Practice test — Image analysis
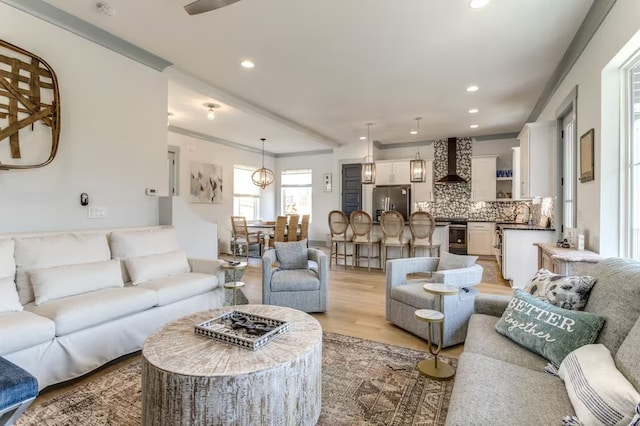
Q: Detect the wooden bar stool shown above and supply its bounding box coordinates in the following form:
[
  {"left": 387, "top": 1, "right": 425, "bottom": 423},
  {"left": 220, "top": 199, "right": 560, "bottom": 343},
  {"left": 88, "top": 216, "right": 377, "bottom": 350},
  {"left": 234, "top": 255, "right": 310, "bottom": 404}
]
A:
[
  {"left": 328, "top": 210, "right": 352, "bottom": 269},
  {"left": 380, "top": 211, "right": 409, "bottom": 270},
  {"left": 409, "top": 211, "right": 441, "bottom": 257},
  {"left": 350, "top": 210, "right": 380, "bottom": 271}
]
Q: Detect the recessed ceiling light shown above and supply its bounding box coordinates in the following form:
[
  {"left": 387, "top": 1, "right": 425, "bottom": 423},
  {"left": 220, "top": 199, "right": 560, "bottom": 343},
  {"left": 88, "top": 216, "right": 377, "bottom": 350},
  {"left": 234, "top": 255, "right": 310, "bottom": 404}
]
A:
[
  {"left": 240, "top": 60, "right": 255, "bottom": 69},
  {"left": 470, "top": 124, "right": 479, "bottom": 129},
  {"left": 359, "top": 136, "right": 367, "bottom": 140},
  {"left": 468, "top": 108, "right": 479, "bottom": 114},
  {"left": 466, "top": 85, "right": 479, "bottom": 92},
  {"left": 410, "top": 130, "right": 418, "bottom": 135},
  {"left": 468, "top": 0, "right": 490, "bottom": 9},
  {"left": 96, "top": 2, "right": 115, "bottom": 16}
]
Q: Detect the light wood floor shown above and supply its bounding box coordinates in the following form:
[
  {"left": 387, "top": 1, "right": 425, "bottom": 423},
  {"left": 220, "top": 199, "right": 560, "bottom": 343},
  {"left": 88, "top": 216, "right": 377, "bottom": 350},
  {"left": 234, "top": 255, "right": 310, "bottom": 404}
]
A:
[{"left": 33, "top": 250, "right": 511, "bottom": 406}]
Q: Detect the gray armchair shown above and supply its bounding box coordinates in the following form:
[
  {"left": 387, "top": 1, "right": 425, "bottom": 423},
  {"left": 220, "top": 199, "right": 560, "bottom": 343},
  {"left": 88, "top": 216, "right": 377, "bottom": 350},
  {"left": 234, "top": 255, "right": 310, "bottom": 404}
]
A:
[
  {"left": 386, "top": 257, "right": 483, "bottom": 347},
  {"left": 262, "top": 248, "right": 328, "bottom": 313}
]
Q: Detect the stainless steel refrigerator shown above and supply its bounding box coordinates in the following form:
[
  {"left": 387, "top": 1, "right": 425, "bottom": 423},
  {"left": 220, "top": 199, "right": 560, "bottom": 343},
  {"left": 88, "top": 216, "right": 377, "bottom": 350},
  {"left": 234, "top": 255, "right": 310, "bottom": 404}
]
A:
[{"left": 372, "top": 185, "right": 411, "bottom": 221}]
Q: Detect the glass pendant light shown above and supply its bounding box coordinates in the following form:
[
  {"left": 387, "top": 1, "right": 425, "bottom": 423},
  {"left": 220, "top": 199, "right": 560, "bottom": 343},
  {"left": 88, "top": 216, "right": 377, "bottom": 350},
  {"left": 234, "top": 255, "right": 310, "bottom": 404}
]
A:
[
  {"left": 251, "top": 138, "right": 275, "bottom": 189},
  {"left": 361, "top": 123, "right": 376, "bottom": 184},
  {"left": 410, "top": 117, "right": 426, "bottom": 183}
]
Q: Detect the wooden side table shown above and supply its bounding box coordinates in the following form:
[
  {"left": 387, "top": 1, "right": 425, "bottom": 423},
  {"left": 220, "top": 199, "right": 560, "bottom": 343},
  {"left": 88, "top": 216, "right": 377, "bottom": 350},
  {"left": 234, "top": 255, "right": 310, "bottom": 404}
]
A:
[{"left": 415, "top": 283, "right": 460, "bottom": 380}]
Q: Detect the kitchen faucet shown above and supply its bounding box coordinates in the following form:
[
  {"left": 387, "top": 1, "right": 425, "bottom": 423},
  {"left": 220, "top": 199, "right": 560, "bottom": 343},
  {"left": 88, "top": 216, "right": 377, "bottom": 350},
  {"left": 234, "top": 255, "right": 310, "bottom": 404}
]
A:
[{"left": 514, "top": 202, "right": 533, "bottom": 225}]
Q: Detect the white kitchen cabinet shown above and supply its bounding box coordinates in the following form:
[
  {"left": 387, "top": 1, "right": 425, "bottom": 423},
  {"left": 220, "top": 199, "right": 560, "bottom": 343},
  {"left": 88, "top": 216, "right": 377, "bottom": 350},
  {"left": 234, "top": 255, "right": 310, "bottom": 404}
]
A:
[
  {"left": 518, "top": 121, "right": 555, "bottom": 198},
  {"left": 471, "top": 156, "right": 497, "bottom": 201},
  {"left": 375, "top": 161, "right": 410, "bottom": 185},
  {"left": 511, "top": 147, "right": 521, "bottom": 200},
  {"left": 411, "top": 160, "right": 434, "bottom": 202},
  {"left": 502, "top": 228, "right": 555, "bottom": 288},
  {"left": 467, "top": 222, "right": 495, "bottom": 255}
]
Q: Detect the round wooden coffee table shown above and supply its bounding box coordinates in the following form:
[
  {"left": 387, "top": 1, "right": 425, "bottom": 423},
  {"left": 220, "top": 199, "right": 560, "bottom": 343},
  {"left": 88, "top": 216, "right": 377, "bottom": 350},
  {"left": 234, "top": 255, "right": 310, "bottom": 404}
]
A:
[{"left": 141, "top": 305, "right": 323, "bottom": 426}]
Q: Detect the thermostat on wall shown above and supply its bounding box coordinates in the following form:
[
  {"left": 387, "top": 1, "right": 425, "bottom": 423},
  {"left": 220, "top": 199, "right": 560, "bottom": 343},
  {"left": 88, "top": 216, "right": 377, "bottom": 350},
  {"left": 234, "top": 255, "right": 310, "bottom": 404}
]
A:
[{"left": 145, "top": 188, "right": 158, "bottom": 196}]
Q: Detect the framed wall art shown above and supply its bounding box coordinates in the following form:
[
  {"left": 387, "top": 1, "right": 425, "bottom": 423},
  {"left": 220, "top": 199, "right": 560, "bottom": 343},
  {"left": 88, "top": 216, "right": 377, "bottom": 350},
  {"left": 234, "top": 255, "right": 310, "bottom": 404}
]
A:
[
  {"left": 579, "top": 128, "right": 594, "bottom": 183},
  {"left": 190, "top": 161, "right": 223, "bottom": 203}
]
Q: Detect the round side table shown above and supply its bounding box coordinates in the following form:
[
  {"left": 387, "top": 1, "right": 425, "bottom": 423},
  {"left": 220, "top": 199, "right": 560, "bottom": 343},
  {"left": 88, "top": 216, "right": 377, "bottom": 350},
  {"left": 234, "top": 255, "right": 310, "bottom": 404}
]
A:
[
  {"left": 221, "top": 261, "right": 247, "bottom": 306},
  {"left": 415, "top": 282, "right": 460, "bottom": 380}
]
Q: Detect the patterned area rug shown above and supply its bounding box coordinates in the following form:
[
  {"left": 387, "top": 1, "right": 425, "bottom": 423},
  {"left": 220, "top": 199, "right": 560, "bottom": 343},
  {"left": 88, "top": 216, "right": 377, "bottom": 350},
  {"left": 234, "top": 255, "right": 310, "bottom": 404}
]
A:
[
  {"left": 18, "top": 333, "right": 456, "bottom": 426},
  {"left": 477, "top": 258, "right": 500, "bottom": 284}
]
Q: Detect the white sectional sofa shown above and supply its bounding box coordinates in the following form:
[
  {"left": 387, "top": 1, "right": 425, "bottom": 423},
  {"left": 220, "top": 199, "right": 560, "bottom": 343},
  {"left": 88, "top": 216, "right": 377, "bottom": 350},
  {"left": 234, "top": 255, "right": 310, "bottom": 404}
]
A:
[{"left": 0, "top": 226, "right": 225, "bottom": 390}]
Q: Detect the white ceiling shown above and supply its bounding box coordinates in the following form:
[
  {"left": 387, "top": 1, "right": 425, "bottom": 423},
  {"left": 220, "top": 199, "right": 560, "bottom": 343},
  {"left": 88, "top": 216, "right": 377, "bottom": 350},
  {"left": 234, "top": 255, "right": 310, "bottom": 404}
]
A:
[{"left": 42, "top": 0, "right": 593, "bottom": 153}]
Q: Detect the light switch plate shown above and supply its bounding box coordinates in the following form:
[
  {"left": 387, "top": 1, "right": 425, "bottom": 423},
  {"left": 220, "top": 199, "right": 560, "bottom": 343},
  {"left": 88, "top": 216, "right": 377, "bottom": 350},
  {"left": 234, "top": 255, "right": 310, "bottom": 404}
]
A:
[{"left": 88, "top": 206, "right": 107, "bottom": 219}]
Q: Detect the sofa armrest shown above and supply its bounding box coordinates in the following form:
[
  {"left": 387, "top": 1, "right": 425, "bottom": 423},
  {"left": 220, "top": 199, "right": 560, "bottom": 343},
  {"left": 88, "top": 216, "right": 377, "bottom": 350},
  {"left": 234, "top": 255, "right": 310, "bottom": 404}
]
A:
[
  {"left": 188, "top": 258, "right": 225, "bottom": 287},
  {"left": 262, "top": 250, "right": 278, "bottom": 302},
  {"left": 308, "top": 248, "right": 328, "bottom": 288},
  {"left": 431, "top": 264, "right": 483, "bottom": 288},
  {"left": 474, "top": 294, "right": 512, "bottom": 317}
]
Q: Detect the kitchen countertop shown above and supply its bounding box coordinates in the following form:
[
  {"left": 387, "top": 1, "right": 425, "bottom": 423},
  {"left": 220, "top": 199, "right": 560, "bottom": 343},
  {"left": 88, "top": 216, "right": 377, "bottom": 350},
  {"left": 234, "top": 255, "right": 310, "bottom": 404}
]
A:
[
  {"left": 372, "top": 221, "right": 450, "bottom": 226},
  {"left": 498, "top": 223, "right": 555, "bottom": 231}
]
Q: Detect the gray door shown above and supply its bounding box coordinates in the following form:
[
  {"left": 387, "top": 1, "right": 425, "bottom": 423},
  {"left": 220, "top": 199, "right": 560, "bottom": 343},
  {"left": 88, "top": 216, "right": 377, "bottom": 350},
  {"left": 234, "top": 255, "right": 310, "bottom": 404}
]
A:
[{"left": 342, "top": 163, "right": 362, "bottom": 218}]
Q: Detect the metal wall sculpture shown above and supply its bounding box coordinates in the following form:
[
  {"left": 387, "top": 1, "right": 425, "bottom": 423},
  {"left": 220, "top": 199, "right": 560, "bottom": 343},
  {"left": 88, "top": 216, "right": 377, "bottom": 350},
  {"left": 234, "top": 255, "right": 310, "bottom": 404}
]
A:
[{"left": 0, "top": 39, "right": 60, "bottom": 170}]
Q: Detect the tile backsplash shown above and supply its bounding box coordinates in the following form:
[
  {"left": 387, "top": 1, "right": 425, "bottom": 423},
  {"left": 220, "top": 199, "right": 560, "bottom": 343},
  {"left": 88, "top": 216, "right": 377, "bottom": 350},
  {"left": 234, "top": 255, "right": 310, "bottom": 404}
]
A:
[{"left": 414, "top": 138, "right": 555, "bottom": 226}]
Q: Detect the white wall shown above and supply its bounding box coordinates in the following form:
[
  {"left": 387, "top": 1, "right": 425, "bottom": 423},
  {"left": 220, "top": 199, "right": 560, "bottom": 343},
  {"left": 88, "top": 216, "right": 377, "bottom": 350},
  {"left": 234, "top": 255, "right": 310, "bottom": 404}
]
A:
[
  {"left": 473, "top": 138, "right": 518, "bottom": 170},
  {"left": 536, "top": 0, "right": 640, "bottom": 255},
  {"left": 0, "top": 4, "right": 167, "bottom": 233},
  {"left": 276, "top": 153, "right": 333, "bottom": 242},
  {"left": 168, "top": 131, "right": 276, "bottom": 253}
]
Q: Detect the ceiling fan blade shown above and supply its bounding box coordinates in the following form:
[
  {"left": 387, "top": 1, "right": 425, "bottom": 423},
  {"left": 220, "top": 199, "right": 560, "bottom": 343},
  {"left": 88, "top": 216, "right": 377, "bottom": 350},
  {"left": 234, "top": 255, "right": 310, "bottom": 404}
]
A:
[{"left": 184, "top": 0, "right": 243, "bottom": 15}]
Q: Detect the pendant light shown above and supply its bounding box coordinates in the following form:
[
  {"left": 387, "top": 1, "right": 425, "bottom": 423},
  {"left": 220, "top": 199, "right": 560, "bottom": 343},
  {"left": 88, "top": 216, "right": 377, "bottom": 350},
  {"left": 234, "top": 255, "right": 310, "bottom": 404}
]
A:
[
  {"left": 251, "top": 138, "right": 275, "bottom": 189},
  {"left": 410, "top": 117, "right": 426, "bottom": 183},
  {"left": 361, "top": 123, "right": 376, "bottom": 184}
]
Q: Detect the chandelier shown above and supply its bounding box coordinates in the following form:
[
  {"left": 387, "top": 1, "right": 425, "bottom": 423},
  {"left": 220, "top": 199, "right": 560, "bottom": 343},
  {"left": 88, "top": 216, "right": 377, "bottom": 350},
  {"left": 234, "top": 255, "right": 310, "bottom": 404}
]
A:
[
  {"left": 251, "top": 138, "right": 275, "bottom": 189},
  {"left": 361, "top": 123, "right": 376, "bottom": 184},
  {"left": 410, "top": 117, "right": 426, "bottom": 183}
]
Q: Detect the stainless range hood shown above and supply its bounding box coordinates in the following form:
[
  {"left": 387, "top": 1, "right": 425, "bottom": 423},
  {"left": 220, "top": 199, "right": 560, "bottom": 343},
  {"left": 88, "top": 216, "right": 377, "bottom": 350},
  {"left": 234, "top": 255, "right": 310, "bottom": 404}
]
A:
[{"left": 437, "top": 137, "right": 468, "bottom": 184}]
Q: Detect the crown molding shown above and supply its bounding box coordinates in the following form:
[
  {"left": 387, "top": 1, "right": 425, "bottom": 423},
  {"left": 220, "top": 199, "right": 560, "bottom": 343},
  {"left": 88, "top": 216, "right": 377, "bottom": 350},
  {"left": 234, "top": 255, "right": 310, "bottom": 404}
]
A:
[
  {"left": 0, "top": 0, "right": 172, "bottom": 71},
  {"left": 527, "top": 0, "right": 617, "bottom": 122},
  {"left": 473, "top": 132, "right": 520, "bottom": 141},
  {"left": 168, "top": 126, "right": 276, "bottom": 157},
  {"left": 275, "top": 149, "right": 333, "bottom": 158}
]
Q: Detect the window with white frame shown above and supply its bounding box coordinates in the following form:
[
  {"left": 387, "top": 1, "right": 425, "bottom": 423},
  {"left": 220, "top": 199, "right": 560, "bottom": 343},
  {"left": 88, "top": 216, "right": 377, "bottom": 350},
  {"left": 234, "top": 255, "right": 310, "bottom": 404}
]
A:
[
  {"left": 624, "top": 57, "right": 640, "bottom": 260},
  {"left": 281, "top": 169, "right": 312, "bottom": 217},
  {"left": 233, "top": 165, "right": 260, "bottom": 220}
]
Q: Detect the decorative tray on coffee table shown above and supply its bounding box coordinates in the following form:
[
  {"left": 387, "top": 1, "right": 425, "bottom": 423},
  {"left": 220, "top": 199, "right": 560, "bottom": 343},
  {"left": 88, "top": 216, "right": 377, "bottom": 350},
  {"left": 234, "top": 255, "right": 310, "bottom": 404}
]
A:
[{"left": 195, "top": 311, "right": 290, "bottom": 351}]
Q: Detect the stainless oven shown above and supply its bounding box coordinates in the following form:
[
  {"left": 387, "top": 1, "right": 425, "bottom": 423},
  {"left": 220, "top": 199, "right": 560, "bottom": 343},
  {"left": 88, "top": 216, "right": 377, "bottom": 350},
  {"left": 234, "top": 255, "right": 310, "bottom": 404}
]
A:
[{"left": 437, "top": 218, "right": 468, "bottom": 254}]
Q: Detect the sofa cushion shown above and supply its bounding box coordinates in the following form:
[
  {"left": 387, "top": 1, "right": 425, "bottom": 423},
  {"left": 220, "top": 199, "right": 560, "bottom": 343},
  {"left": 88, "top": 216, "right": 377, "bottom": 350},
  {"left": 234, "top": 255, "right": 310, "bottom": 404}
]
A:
[
  {"left": 584, "top": 257, "right": 640, "bottom": 355},
  {"left": 270, "top": 269, "right": 319, "bottom": 292},
  {"left": 109, "top": 227, "right": 181, "bottom": 282},
  {"left": 125, "top": 250, "right": 190, "bottom": 285},
  {"left": 615, "top": 317, "right": 640, "bottom": 391},
  {"left": 464, "top": 314, "right": 549, "bottom": 371},
  {"left": 14, "top": 233, "right": 111, "bottom": 305},
  {"left": 524, "top": 268, "right": 596, "bottom": 311},
  {"left": 30, "top": 259, "right": 124, "bottom": 305},
  {"left": 25, "top": 287, "right": 157, "bottom": 336},
  {"left": 275, "top": 240, "right": 308, "bottom": 270},
  {"left": 0, "top": 238, "right": 15, "bottom": 279},
  {"left": 136, "top": 272, "right": 218, "bottom": 306},
  {"left": 0, "top": 311, "right": 55, "bottom": 356},
  {"left": 445, "top": 352, "right": 574, "bottom": 426},
  {"left": 559, "top": 344, "right": 640, "bottom": 426},
  {"left": 0, "top": 276, "right": 22, "bottom": 313},
  {"left": 436, "top": 251, "right": 477, "bottom": 271},
  {"left": 495, "top": 289, "right": 604, "bottom": 365}
]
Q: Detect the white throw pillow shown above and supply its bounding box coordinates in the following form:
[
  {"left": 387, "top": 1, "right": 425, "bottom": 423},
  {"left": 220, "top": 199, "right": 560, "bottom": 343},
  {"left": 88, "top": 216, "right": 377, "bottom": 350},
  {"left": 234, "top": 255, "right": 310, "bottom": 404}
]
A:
[
  {"left": 125, "top": 250, "right": 190, "bottom": 285},
  {"left": 0, "top": 239, "right": 15, "bottom": 279},
  {"left": 559, "top": 344, "right": 640, "bottom": 426},
  {"left": 0, "top": 276, "right": 22, "bottom": 312},
  {"left": 30, "top": 259, "right": 124, "bottom": 305},
  {"left": 14, "top": 233, "right": 111, "bottom": 304},
  {"left": 109, "top": 227, "right": 180, "bottom": 259},
  {"left": 436, "top": 251, "right": 478, "bottom": 271}
]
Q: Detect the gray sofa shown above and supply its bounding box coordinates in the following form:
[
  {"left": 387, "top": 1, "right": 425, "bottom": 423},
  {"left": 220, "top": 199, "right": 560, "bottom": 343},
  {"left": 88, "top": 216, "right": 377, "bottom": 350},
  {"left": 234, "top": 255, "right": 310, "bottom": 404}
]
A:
[
  {"left": 446, "top": 257, "right": 640, "bottom": 425},
  {"left": 386, "top": 257, "right": 483, "bottom": 347}
]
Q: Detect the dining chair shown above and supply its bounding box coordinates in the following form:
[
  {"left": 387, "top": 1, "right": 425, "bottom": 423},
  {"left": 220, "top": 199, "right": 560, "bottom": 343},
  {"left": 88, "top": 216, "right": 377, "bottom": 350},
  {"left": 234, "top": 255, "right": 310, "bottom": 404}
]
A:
[
  {"left": 328, "top": 210, "right": 351, "bottom": 269},
  {"left": 350, "top": 210, "right": 380, "bottom": 271},
  {"left": 409, "top": 211, "right": 441, "bottom": 257},
  {"left": 268, "top": 216, "right": 288, "bottom": 248},
  {"left": 299, "top": 214, "right": 310, "bottom": 245},
  {"left": 380, "top": 210, "right": 409, "bottom": 270},
  {"left": 287, "top": 214, "right": 300, "bottom": 242},
  {"left": 230, "top": 216, "right": 262, "bottom": 261}
]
